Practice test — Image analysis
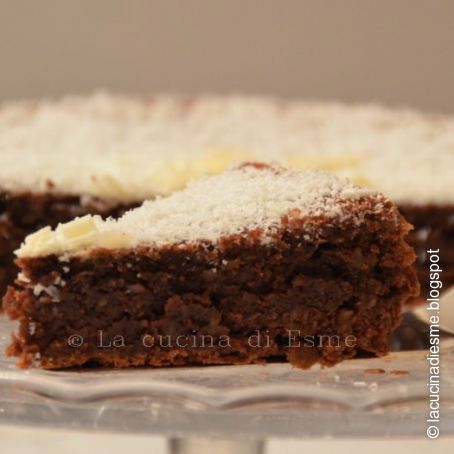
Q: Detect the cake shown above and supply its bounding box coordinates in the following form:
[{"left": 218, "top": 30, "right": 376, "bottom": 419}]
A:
[
  {"left": 0, "top": 192, "right": 137, "bottom": 304},
  {"left": 0, "top": 93, "right": 452, "bottom": 299},
  {"left": 4, "top": 163, "right": 418, "bottom": 369}
]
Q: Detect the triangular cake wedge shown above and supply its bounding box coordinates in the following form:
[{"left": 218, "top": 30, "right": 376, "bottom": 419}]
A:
[{"left": 4, "top": 163, "right": 419, "bottom": 369}]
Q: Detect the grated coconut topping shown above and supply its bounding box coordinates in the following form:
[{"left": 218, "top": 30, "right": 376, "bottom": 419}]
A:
[{"left": 17, "top": 164, "right": 384, "bottom": 258}]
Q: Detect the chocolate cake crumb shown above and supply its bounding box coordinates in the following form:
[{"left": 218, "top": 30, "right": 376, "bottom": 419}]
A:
[{"left": 364, "top": 368, "right": 386, "bottom": 375}]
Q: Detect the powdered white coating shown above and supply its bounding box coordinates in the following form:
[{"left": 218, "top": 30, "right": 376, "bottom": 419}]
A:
[
  {"left": 0, "top": 92, "right": 453, "bottom": 204},
  {"left": 16, "top": 165, "right": 382, "bottom": 257},
  {"left": 109, "top": 165, "right": 379, "bottom": 244}
]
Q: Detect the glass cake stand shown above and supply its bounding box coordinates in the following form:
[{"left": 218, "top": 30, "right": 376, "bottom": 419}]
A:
[{"left": 0, "top": 314, "right": 453, "bottom": 454}]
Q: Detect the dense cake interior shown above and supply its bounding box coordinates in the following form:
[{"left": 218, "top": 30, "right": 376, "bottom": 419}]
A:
[
  {"left": 400, "top": 204, "right": 454, "bottom": 298},
  {"left": 5, "top": 164, "right": 419, "bottom": 369}
]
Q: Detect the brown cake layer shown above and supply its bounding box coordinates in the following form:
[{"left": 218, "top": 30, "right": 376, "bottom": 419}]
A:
[
  {"left": 399, "top": 204, "right": 454, "bottom": 301},
  {"left": 4, "top": 203, "right": 418, "bottom": 369},
  {"left": 0, "top": 191, "right": 138, "bottom": 299}
]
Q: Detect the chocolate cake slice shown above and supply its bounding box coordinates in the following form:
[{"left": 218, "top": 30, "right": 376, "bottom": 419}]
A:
[{"left": 4, "top": 163, "right": 418, "bottom": 369}]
